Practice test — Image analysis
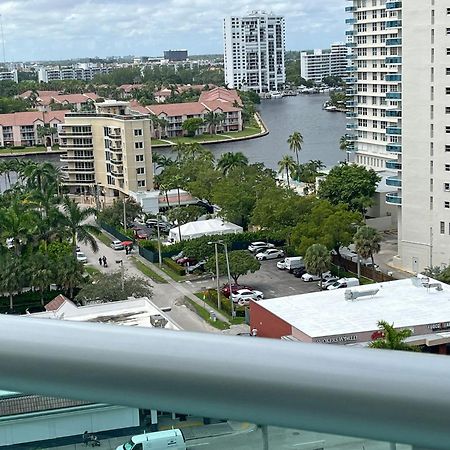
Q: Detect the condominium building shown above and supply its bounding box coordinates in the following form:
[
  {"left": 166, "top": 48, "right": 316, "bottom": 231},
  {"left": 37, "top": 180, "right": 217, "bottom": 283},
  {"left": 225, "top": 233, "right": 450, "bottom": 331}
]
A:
[
  {"left": 300, "top": 43, "right": 348, "bottom": 82},
  {"left": 346, "top": 1, "right": 450, "bottom": 273},
  {"left": 37, "top": 64, "right": 113, "bottom": 83},
  {"left": 59, "top": 101, "right": 153, "bottom": 198},
  {"left": 223, "top": 11, "right": 285, "bottom": 93},
  {"left": 0, "top": 69, "right": 18, "bottom": 82}
]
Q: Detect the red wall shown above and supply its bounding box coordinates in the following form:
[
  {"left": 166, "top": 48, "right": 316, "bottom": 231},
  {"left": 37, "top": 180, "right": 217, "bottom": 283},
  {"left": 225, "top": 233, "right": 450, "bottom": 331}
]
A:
[{"left": 250, "top": 301, "right": 292, "bottom": 338}]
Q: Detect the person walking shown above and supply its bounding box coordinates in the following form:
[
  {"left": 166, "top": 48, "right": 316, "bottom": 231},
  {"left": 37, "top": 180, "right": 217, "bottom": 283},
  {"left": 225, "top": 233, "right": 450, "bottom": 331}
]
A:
[
  {"left": 102, "top": 256, "right": 107, "bottom": 267},
  {"left": 82, "top": 431, "right": 90, "bottom": 446},
  {"left": 98, "top": 257, "right": 103, "bottom": 266}
]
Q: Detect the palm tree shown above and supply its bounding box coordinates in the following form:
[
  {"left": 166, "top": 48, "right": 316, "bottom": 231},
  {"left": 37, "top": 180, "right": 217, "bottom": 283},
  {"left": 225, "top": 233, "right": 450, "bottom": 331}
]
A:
[
  {"left": 287, "top": 131, "right": 304, "bottom": 165},
  {"left": 0, "top": 252, "right": 24, "bottom": 310},
  {"left": 30, "top": 253, "right": 53, "bottom": 304},
  {"left": 277, "top": 155, "right": 296, "bottom": 188},
  {"left": 183, "top": 143, "right": 204, "bottom": 160},
  {"left": 58, "top": 254, "right": 85, "bottom": 299},
  {"left": 172, "top": 142, "right": 188, "bottom": 161},
  {"left": 339, "top": 135, "right": 350, "bottom": 162},
  {"left": 354, "top": 225, "right": 381, "bottom": 278},
  {"left": 217, "top": 152, "right": 249, "bottom": 175},
  {"left": 60, "top": 196, "right": 99, "bottom": 252},
  {"left": 369, "top": 320, "right": 418, "bottom": 351},
  {"left": 304, "top": 244, "right": 331, "bottom": 289},
  {"left": 204, "top": 111, "right": 225, "bottom": 135}
]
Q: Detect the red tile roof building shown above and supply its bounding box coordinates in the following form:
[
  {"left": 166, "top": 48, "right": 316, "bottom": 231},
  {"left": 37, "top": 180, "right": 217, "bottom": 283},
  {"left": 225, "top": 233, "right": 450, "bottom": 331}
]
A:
[
  {"left": 129, "top": 87, "right": 243, "bottom": 138},
  {"left": 19, "top": 90, "right": 98, "bottom": 112},
  {"left": 0, "top": 110, "right": 69, "bottom": 147}
]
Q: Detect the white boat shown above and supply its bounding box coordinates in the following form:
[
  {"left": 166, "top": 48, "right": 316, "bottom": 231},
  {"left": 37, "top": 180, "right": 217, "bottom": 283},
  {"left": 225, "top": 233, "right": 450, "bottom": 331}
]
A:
[{"left": 269, "top": 91, "right": 283, "bottom": 99}]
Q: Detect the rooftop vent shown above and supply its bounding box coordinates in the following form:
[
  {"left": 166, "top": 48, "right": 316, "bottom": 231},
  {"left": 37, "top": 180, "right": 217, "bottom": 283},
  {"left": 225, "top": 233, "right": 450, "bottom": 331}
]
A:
[{"left": 345, "top": 288, "right": 380, "bottom": 301}]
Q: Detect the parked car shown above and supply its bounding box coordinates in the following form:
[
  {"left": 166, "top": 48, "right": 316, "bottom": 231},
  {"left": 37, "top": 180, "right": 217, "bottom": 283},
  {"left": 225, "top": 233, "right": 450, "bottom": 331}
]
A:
[
  {"left": 76, "top": 251, "right": 88, "bottom": 264},
  {"left": 292, "top": 267, "right": 307, "bottom": 278},
  {"left": 255, "top": 248, "right": 285, "bottom": 261},
  {"left": 186, "top": 260, "right": 206, "bottom": 273},
  {"left": 277, "top": 259, "right": 287, "bottom": 270},
  {"left": 134, "top": 228, "right": 150, "bottom": 240},
  {"left": 326, "top": 277, "right": 360, "bottom": 290},
  {"left": 110, "top": 240, "right": 124, "bottom": 250},
  {"left": 176, "top": 256, "right": 196, "bottom": 266},
  {"left": 248, "top": 241, "right": 275, "bottom": 253},
  {"left": 231, "top": 289, "right": 264, "bottom": 305},
  {"left": 301, "top": 271, "right": 332, "bottom": 282},
  {"left": 319, "top": 277, "right": 339, "bottom": 290},
  {"left": 171, "top": 251, "right": 184, "bottom": 261},
  {"left": 284, "top": 256, "right": 305, "bottom": 273},
  {"left": 221, "top": 284, "right": 254, "bottom": 298}
]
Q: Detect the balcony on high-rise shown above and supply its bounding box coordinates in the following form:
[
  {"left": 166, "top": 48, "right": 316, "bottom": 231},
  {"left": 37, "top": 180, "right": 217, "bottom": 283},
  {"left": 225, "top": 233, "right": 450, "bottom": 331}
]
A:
[{"left": 386, "top": 192, "right": 402, "bottom": 205}]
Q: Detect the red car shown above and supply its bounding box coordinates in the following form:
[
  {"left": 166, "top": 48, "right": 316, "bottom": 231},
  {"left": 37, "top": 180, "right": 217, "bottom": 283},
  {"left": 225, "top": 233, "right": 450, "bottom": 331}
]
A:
[
  {"left": 134, "top": 228, "right": 149, "bottom": 240},
  {"left": 221, "top": 284, "right": 254, "bottom": 298},
  {"left": 176, "top": 257, "right": 197, "bottom": 266}
]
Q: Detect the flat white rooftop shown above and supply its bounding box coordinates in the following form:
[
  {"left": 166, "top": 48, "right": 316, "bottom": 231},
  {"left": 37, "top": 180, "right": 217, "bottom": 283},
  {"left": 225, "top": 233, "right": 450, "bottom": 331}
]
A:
[{"left": 256, "top": 277, "right": 450, "bottom": 338}]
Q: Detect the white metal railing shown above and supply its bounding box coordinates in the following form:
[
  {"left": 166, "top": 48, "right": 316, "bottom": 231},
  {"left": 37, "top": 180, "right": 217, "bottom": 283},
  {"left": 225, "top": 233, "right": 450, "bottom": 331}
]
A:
[{"left": 0, "top": 315, "right": 450, "bottom": 449}]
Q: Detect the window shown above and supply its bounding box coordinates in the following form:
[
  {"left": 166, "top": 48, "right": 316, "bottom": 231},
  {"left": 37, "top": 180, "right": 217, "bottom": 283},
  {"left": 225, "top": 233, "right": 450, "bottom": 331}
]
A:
[
  {"left": 136, "top": 167, "right": 145, "bottom": 175},
  {"left": 445, "top": 183, "right": 450, "bottom": 191},
  {"left": 445, "top": 202, "right": 450, "bottom": 208},
  {"left": 447, "top": 28, "right": 450, "bottom": 35},
  {"left": 446, "top": 127, "right": 450, "bottom": 133},
  {"left": 447, "top": 48, "right": 450, "bottom": 55},
  {"left": 446, "top": 107, "right": 450, "bottom": 114},
  {"left": 137, "top": 180, "right": 146, "bottom": 188},
  {"left": 446, "top": 164, "right": 450, "bottom": 171},
  {"left": 134, "top": 129, "right": 143, "bottom": 136},
  {"left": 135, "top": 142, "right": 143, "bottom": 149},
  {"left": 441, "top": 221, "right": 445, "bottom": 234},
  {"left": 447, "top": 88, "right": 450, "bottom": 94},
  {"left": 446, "top": 145, "right": 450, "bottom": 152},
  {"left": 447, "top": 68, "right": 450, "bottom": 75},
  {"left": 136, "top": 155, "right": 144, "bottom": 162}
]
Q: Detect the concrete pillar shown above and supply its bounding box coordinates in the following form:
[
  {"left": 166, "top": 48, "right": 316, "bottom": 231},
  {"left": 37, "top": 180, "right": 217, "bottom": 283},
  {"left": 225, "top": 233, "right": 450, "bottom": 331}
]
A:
[{"left": 146, "top": 409, "right": 157, "bottom": 432}]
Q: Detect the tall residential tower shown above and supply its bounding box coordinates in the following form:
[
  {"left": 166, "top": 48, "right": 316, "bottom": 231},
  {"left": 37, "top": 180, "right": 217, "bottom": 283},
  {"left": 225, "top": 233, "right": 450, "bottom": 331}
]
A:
[
  {"left": 346, "top": 1, "right": 450, "bottom": 272},
  {"left": 223, "top": 11, "right": 285, "bottom": 93}
]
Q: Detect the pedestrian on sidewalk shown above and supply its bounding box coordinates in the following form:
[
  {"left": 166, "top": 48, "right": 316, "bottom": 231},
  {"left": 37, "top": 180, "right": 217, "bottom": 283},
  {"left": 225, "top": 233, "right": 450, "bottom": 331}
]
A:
[
  {"left": 98, "top": 257, "right": 103, "bottom": 267},
  {"left": 82, "top": 430, "right": 90, "bottom": 446},
  {"left": 102, "top": 256, "right": 107, "bottom": 267},
  {"left": 125, "top": 246, "right": 129, "bottom": 255}
]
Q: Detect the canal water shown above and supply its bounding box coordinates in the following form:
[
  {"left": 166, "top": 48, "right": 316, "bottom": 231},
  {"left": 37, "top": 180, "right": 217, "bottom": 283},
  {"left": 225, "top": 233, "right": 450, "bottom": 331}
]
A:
[{"left": 0, "top": 94, "right": 346, "bottom": 191}]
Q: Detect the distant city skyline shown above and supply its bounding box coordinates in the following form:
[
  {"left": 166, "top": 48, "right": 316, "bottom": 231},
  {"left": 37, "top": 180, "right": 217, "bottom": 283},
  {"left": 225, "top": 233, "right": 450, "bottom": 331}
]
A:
[{"left": 0, "top": 0, "right": 345, "bottom": 62}]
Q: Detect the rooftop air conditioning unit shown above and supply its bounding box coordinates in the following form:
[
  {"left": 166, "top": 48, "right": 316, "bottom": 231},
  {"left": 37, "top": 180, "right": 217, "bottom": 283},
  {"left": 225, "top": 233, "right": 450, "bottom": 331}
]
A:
[{"left": 345, "top": 288, "right": 380, "bottom": 301}]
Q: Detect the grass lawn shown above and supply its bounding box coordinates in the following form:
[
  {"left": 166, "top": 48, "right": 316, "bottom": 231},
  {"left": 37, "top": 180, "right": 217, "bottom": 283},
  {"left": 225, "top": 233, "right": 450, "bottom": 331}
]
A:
[
  {"left": 169, "top": 134, "right": 233, "bottom": 145},
  {"left": 131, "top": 257, "right": 167, "bottom": 284},
  {"left": 330, "top": 264, "right": 373, "bottom": 285},
  {"left": 195, "top": 291, "right": 246, "bottom": 325},
  {"left": 94, "top": 231, "right": 113, "bottom": 247},
  {"left": 0, "top": 145, "right": 61, "bottom": 154},
  {"left": 160, "top": 264, "right": 186, "bottom": 282},
  {"left": 84, "top": 266, "right": 101, "bottom": 276},
  {"left": 151, "top": 139, "right": 168, "bottom": 146},
  {"left": 184, "top": 296, "right": 229, "bottom": 330},
  {"left": 226, "top": 127, "right": 261, "bottom": 138}
]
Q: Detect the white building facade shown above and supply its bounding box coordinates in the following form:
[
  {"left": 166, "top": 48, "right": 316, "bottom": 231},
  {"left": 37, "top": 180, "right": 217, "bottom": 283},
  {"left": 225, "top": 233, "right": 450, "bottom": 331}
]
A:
[
  {"left": 38, "top": 64, "right": 113, "bottom": 83},
  {"left": 0, "top": 69, "right": 18, "bottom": 82},
  {"left": 223, "top": 11, "right": 285, "bottom": 93},
  {"left": 300, "top": 44, "right": 348, "bottom": 82},
  {"left": 347, "top": 1, "right": 450, "bottom": 273}
]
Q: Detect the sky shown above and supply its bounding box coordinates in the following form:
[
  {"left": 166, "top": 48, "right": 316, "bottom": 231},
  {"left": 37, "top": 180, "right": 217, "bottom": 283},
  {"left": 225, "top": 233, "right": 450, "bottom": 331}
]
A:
[{"left": 0, "top": 0, "right": 346, "bottom": 62}]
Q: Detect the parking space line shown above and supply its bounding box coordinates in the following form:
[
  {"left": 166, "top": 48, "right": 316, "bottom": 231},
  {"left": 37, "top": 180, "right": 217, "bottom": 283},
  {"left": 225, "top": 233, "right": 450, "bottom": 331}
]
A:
[{"left": 289, "top": 287, "right": 296, "bottom": 291}]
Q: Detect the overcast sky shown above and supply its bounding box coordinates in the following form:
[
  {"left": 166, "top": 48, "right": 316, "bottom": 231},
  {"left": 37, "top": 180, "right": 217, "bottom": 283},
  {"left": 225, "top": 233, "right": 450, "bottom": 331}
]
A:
[{"left": 1, "top": 0, "right": 346, "bottom": 62}]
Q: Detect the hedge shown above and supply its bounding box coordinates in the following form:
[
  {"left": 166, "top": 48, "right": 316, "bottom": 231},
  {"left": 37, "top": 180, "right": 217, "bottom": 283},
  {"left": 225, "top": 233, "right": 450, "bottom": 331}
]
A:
[{"left": 163, "top": 257, "right": 186, "bottom": 276}]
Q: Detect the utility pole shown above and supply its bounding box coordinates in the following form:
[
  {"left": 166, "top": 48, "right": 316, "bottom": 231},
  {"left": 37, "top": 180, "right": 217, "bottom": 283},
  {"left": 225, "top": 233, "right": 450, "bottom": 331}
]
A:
[
  {"left": 123, "top": 198, "right": 127, "bottom": 231},
  {"left": 223, "top": 242, "right": 234, "bottom": 318},
  {"left": 156, "top": 213, "right": 162, "bottom": 267},
  {"left": 208, "top": 241, "right": 221, "bottom": 310}
]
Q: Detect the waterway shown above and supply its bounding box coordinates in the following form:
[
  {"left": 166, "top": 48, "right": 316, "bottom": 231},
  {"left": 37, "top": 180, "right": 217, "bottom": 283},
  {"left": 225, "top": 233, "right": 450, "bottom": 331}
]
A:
[{"left": 0, "top": 94, "right": 346, "bottom": 191}]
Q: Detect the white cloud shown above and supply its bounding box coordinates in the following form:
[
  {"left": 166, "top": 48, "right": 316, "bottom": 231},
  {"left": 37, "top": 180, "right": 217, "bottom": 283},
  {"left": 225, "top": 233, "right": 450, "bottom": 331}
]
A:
[{"left": 0, "top": 0, "right": 346, "bottom": 61}]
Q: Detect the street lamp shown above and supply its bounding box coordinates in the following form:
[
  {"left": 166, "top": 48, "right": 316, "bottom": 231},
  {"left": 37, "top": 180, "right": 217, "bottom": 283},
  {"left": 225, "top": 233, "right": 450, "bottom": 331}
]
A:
[
  {"left": 156, "top": 213, "right": 162, "bottom": 267},
  {"left": 115, "top": 259, "right": 124, "bottom": 291},
  {"left": 214, "top": 240, "right": 234, "bottom": 318},
  {"left": 208, "top": 241, "right": 221, "bottom": 310},
  {"left": 352, "top": 223, "right": 361, "bottom": 280}
]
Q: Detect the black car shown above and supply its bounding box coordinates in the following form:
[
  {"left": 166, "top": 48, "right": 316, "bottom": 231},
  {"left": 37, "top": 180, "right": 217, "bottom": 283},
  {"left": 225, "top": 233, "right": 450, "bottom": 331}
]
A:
[{"left": 292, "top": 267, "right": 307, "bottom": 278}]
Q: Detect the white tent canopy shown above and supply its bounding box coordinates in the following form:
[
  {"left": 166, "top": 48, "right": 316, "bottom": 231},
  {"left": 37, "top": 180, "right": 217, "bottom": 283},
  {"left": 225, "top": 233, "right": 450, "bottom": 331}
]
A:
[{"left": 169, "top": 218, "right": 243, "bottom": 242}]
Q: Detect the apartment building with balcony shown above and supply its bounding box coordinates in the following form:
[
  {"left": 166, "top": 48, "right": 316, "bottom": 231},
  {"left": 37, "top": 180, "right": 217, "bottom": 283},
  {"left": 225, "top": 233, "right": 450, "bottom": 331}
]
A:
[
  {"left": 37, "top": 64, "right": 113, "bottom": 83},
  {"left": 345, "top": 0, "right": 402, "bottom": 172},
  {"left": 0, "top": 110, "right": 68, "bottom": 147},
  {"left": 19, "top": 90, "right": 98, "bottom": 112},
  {"left": 59, "top": 101, "right": 153, "bottom": 198},
  {"left": 0, "top": 69, "right": 18, "bottom": 82},
  {"left": 300, "top": 43, "right": 348, "bottom": 83},
  {"left": 223, "top": 11, "right": 285, "bottom": 93},
  {"left": 129, "top": 87, "right": 243, "bottom": 138}
]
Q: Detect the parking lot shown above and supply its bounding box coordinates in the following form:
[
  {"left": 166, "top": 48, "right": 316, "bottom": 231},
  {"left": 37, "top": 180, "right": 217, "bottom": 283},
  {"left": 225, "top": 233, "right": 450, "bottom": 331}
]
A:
[{"left": 221, "top": 259, "right": 321, "bottom": 299}]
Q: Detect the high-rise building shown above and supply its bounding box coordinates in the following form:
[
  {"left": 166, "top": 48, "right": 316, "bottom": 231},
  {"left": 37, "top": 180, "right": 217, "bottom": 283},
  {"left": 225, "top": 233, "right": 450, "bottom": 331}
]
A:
[
  {"left": 163, "top": 50, "right": 188, "bottom": 62},
  {"left": 59, "top": 101, "right": 153, "bottom": 199},
  {"left": 300, "top": 44, "right": 348, "bottom": 83},
  {"left": 223, "top": 11, "right": 285, "bottom": 93},
  {"left": 346, "top": 1, "right": 450, "bottom": 272},
  {"left": 0, "top": 69, "right": 18, "bottom": 83}
]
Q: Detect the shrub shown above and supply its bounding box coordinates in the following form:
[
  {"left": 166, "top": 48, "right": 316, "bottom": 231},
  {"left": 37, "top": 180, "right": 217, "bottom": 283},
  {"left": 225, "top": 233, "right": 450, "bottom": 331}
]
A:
[
  {"left": 163, "top": 257, "right": 186, "bottom": 276},
  {"left": 10, "top": 145, "right": 26, "bottom": 150}
]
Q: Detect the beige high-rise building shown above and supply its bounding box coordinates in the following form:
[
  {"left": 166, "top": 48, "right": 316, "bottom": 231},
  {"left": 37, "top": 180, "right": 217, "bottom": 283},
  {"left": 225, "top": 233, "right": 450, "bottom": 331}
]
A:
[{"left": 59, "top": 101, "right": 153, "bottom": 199}]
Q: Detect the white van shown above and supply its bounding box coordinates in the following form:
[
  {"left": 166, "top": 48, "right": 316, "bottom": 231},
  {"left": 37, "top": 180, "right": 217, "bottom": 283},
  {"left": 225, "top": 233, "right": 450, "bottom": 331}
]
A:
[
  {"left": 284, "top": 256, "right": 304, "bottom": 273},
  {"left": 116, "top": 430, "right": 186, "bottom": 450},
  {"left": 326, "top": 277, "right": 360, "bottom": 290}
]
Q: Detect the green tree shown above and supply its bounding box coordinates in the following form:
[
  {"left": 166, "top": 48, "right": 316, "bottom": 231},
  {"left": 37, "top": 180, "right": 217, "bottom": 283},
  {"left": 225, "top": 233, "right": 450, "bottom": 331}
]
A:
[
  {"left": 354, "top": 225, "right": 381, "bottom": 277},
  {"left": 204, "top": 111, "right": 225, "bottom": 134},
  {"left": 0, "top": 252, "right": 24, "bottom": 310},
  {"left": 369, "top": 321, "right": 418, "bottom": 351},
  {"left": 217, "top": 152, "right": 249, "bottom": 175},
  {"left": 205, "top": 250, "right": 261, "bottom": 284},
  {"left": 304, "top": 244, "right": 331, "bottom": 289},
  {"left": 318, "top": 164, "right": 380, "bottom": 213},
  {"left": 30, "top": 252, "right": 53, "bottom": 304},
  {"left": 60, "top": 196, "right": 99, "bottom": 252},
  {"left": 287, "top": 131, "right": 304, "bottom": 165},
  {"left": 182, "top": 117, "right": 204, "bottom": 137},
  {"left": 58, "top": 254, "right": 85, "bottom": 299},
  {"left": 97, "top": 198, "right": 142, "bottom": 229},
  {"left": 277, "top": 155, "right": 296, "bottom": 188},
  {"left": 75, "top": 272, "right": 152, "bottom": 304},
  {"left": 166, "top": 205, "right": 205, "bottom": 226}
]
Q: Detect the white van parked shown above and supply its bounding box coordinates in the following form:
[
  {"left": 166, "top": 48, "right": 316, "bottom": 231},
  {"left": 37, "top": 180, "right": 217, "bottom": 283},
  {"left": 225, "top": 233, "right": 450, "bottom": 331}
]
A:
[
  {"left": 116, "top": 429, "right": 186, "bottom": 450},
  {"left": 284, "top": 256, "right": 304, "bottom": 273},
  {"left": 326, "top": 277, "right": 360, "bottom": 290}
]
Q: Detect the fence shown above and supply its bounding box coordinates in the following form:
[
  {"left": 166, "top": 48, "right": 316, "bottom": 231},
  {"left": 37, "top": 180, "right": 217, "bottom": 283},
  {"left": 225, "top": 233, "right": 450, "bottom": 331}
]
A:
[
  {"left": 138, "top": 245, "right": 158, "bottom": 264},
  {"left": 99, "top": 222, "right": 131, "bottom": 243},
  {"left": 332, "top": 255, "right": 396, "bottom": 283}
]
